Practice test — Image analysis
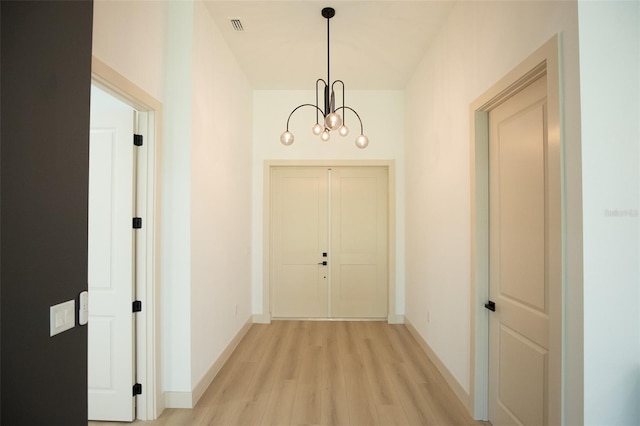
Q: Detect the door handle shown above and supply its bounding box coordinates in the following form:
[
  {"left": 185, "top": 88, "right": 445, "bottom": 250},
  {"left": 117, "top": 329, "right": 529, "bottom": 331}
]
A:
[
  {"left": 484, "top": 300, "right": 496, "bottom": 312},
  {"left": 318, "top": 261, "right": 327, "bottom": 265}
]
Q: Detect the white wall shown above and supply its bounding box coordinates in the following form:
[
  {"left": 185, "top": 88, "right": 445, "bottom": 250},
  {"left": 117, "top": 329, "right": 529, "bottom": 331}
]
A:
[
  {"left": 579, "top": 1, "right": 640, "bottom": 424},
  {"left": 252, "top": 90, "right": 405, "bottom": 318},
  {"left": 190, "top": 0, "right": 253, "bottom": 388},
  {"left": 93, "top": 0, "right": 254, "bottom": 405},
  {"left": 404, "top": 0, "right": 583, "bottom": 422},
  {"left": 162, "top": 0, "right": 194, "bottom": 394},
  {"left": 92, "top": 0, "right": 168, "bottom": 101}
]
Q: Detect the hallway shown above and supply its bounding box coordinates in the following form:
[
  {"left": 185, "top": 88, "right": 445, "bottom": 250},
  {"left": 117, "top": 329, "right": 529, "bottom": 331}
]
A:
[{"left": 91, "top": 321, "right": 481, "bottom": 425}]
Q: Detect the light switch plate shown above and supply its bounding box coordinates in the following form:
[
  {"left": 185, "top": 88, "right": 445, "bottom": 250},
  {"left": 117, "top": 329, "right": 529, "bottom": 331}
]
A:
[
  {"left": 78, "top": 291, "right": 88, "bottom": 325},
  {"left": 50, "top": 300, "right": 75, "bottom": 337}
]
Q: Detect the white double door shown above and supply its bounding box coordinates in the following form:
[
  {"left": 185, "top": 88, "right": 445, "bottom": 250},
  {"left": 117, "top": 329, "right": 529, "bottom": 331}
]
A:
[{"left": 271, "top": 166, "right": 388, "bottom": 319}]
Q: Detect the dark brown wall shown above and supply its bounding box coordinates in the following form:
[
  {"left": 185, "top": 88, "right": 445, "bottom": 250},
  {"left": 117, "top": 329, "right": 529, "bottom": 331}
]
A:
[{"left": 1, "top": 1, "right": 93, "bottom": 424}]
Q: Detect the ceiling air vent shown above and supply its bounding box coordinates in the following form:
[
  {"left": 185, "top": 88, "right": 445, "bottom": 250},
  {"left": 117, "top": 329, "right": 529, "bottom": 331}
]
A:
[{"left": 229, "top": 18, "right": 244, "bottom": 32}]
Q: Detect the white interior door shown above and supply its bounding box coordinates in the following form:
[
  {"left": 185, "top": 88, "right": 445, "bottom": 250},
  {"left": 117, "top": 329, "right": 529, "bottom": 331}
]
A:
[
  {"left": 271, "top": 166, "right": 387, "bottom": 319},
  {"left": 488, "top": 75, "right": 550, "bottom": 425},
  {"left": 88, "top": 86, "right": 136, "bottom": 421}
]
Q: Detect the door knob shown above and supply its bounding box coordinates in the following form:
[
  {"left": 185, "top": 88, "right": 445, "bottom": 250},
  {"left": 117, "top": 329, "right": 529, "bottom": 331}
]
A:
[
  {"left": 318, "top": 261, "right": 327, "bottom": 265},
  {"left": 484, "top": 300, "right": 496, "bottom": 312}
]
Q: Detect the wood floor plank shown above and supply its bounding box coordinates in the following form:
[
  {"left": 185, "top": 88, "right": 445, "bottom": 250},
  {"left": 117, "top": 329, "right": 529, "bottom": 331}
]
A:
[
  {"left": 260, "top": 379, "right": 298, "bottom": 426},
  {"left": 418, "top": 380, "right": 476, "bottom": 426},
  {"left": 376, "top": 404, "right": 412, "bottom": 426},
  {"left": 234, "top": 323, "right": 272, "bottom": 363},
  {"left": 216, "top": 361, "right": 259, "bottom": 405},
  {"left": 193, "top": 361, "right": 246, "bottom": 411},
  {"left": 248, "top": 322, "right": 287, "bottom": 397},
  {"left": 228, "top": 321, "right": 295, "bottom": 425},
  {"left": 338, "top": 322, "right": 380, "bottom": 426},
  {"left": 341, "top": 354, "right": 379, "bottom": 425},
  {"left": 320, "top": 324, "right": 350, "bottom": 426},
  {"left": 226, "top": 398, "right": 267, "bottom": 426},
  {"left": 386, "top": 360, "right": 441, "bottom": 425},
  {"left": 290, "top": 345, "right": 323, "bottom": 425},
  {"left": 202, "top": 401, "right": 246, "bottom": 426},
  {"left": 366, "top": 321, "right": 404, "bottom": 364},
  {"left": 89, "top": 320, "right": 484, "bottom": 426},
  {"left": 278, "top": 321, "right": 308, "bottom": 381},
  {"left": 260, "top": 321, "right": 300, "bottom": 426},
  {"left": 358, "top": 337, "right": 399, "bottom": 406}
]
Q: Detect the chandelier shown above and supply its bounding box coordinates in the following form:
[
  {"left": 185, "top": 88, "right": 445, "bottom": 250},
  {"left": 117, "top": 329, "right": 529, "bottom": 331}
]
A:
[{"left": 280, "top": 7, "right": 369, "bottom": 149}]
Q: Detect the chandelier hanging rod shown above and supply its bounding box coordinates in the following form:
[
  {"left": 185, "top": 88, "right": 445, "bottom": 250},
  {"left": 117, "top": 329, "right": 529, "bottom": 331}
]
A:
[
  {"left": 324, "top": 6, "right": 332, "bottom": 116},
  {"left": 280, "top": 6, "right": 369, "bottom": 149}
]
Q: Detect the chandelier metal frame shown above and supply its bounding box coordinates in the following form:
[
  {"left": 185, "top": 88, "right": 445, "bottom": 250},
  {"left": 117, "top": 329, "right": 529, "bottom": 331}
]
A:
[{"left": 280, "top": 7, "right": 369, "bottom": 149}]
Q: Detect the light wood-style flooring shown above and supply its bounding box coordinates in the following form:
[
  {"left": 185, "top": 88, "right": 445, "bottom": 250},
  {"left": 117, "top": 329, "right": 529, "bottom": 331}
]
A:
[{"left": 90, "top": 320, "right": 482, "bottom": 425}]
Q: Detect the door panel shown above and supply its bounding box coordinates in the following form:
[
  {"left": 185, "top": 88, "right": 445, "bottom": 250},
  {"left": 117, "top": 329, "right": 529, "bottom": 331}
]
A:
[
  {"left": 497, "top": 102, "right": 546, "bottom": 311},
  {"left": 331, "top": 167, "right": 388, "bottom": 318},
  {"left": 88, "top": 89, "right": 136, "bottom": 421},
  {"left": 498, "top": 326, "right": 546, "bottom": 426},
  {"left": 489, "top": 76, "right": 549, "bottom": 425},
  {"left": 271, "top": 168, "right": 328, "bottom": 317},
  {"left": 271, "top": 166, "right": 388, "bottom": 319}
]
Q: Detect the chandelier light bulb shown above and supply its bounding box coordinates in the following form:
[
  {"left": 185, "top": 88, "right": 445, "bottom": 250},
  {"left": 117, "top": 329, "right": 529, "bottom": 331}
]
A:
[
  {"left": 280, "top": 131, "right": 295, "bottom": 146},
  {"left": 338, "top": 124, "right": 349, "bottom": 137},
  {"left": 325, "top": 112, "right": 342, "bottom": 131},
  {"left": 355, "top": 134, "right": 369, "bottom": 149},
  {"left": 312, "top": 123, "right": 323, "bottom": 135},
  {"left": 320, "top": 130, "right": 331, "bottom": 141}
]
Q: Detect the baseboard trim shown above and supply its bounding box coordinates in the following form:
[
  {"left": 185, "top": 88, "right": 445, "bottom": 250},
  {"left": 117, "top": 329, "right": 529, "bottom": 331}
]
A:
[
  {"left": 164, "top": 391, "right": 192, "bottom": 409},
  {"left": 252, "top": 313, "right": 271, "bottom": 324},
  {"left": 164, "top": 316, "right": 253, "bottom": 409},
  {"left": 404, "top": 318, "right": 472, "bottom": 413},
  {"left": 388, "top": 314, "right": 405, "bottom": 324}
]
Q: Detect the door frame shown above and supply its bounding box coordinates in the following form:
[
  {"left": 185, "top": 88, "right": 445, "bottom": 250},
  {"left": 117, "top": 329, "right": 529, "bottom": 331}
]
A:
[
  {"left": 262, "top": 160, "right": 399, "bottom": 323},
  {"left": 469, "top": 35, "right": 562, "bottom": 423},
  {"left": 91, "top": 57, "right": 163, "bottom": 420}
]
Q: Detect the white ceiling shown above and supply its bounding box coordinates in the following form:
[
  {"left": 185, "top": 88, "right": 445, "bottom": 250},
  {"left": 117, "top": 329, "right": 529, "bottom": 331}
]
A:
[{"left": 203, "top": 1, "right": 455, "bottom": 90}]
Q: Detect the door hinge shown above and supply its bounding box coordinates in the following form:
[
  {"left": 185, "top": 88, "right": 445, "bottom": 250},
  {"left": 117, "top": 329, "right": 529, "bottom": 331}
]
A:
[
  {"left": 133, "top": 217, "right": 142, "bottom": 229},
  {"left": 484, "top": 300, "right": 496, "bottom": 312},
  {"left": 133, "top": 300, "right": 142, "bottom": 313},
  {"left": 134, "top": 134, "right": 143, "bottom": 146},
  {"left": 133, "top": 383, "right": 142, "bottom": 396}
]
